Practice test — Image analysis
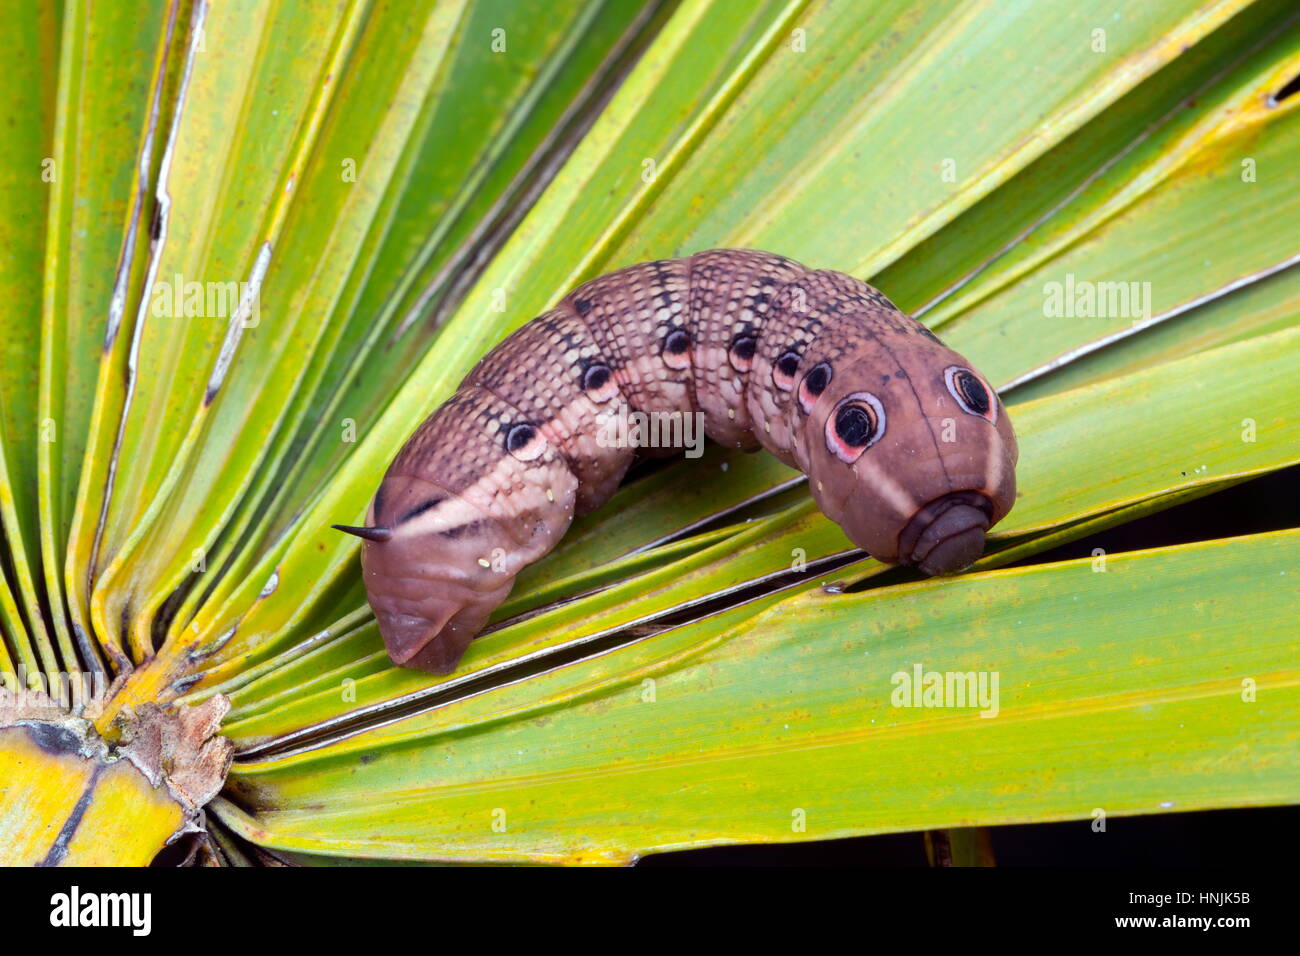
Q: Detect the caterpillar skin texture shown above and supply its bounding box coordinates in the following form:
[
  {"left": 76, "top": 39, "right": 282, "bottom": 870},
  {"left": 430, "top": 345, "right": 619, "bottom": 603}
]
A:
[{"left": 339, "top": 249, "right": 1018, "bottom": 673}]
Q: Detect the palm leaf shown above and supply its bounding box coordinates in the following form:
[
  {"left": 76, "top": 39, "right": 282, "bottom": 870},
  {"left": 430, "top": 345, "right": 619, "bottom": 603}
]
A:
[{"left": 0, "top": 0, "right": 1296, "bottom": 865}]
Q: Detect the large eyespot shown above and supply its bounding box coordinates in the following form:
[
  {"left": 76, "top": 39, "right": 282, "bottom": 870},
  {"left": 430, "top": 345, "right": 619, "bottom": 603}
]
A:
[
  {"left": 581, "top": 362, "right": 618, "bottom": 403},
  {"left": 773, "top": 349, "right": 802, "bottom": 391},
  {"left": 944, "top": 366, "right": 996, "bottom": 423},
  {"left": 797, "top": 361, "right": 832, "bottom": 415},
  {"left": 661, "top": 327, "right": 692, "bottom": 370},
  {"left": 824, "top": 392, "right": 886, "bottom": 463},
  {"left": 729, "top": 332, "right": 757, "bottom": 372},
  {"left": 504, "top": 422, "right": 546, "bottom": 461}
]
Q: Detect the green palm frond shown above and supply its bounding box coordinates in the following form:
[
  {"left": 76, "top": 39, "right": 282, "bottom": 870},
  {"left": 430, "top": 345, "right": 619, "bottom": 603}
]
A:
[{"left": 0, "top": 0, "right": 1296, "bottom": 865}]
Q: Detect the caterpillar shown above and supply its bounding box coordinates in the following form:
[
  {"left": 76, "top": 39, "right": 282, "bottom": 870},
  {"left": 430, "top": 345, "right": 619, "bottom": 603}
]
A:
[{"left": 336, "top": 249, "right": 1018, "bottom": 673}]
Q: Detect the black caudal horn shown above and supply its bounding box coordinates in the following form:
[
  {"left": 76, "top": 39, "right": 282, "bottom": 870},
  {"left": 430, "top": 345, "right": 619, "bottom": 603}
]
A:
[{"left": 332, "top": 524, "right": 392, "bottom": 543}]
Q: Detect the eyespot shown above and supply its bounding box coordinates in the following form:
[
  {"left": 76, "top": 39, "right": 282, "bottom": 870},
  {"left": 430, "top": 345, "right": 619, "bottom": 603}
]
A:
[
  {"left": 661, "top": 327, "right": 692, "bottom": 369},
  {"left": 824, "top": 392, "right": 886, "bottom": 463},
  {"left": 729, "top": 333, "right": 756, "bottom": 372},
  {"left": 944, "top": 366, "right": 996, "bottom": 423},
  {"left": 773, "top": 349, "right": 801, "bottom": 391},
  {"left": 797, "top": 361, "right": 832, "bottom": 415},
  {"left": 504, "top": 422, "right": 546, "bottom": 461},
  {"left": 581, "top": 362, "right": 618, "bottom": 403}
]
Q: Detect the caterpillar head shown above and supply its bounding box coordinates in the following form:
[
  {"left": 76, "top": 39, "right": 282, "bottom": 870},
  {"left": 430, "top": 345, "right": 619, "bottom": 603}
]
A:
[{"left": 796, "top": 337, "right": 1017, "bottom": 575}]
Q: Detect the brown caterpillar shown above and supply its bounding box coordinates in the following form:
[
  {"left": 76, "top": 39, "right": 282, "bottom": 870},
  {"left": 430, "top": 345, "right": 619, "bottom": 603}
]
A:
[{"left": 336, "top": 250, "right": 1018, "bottom": 673}]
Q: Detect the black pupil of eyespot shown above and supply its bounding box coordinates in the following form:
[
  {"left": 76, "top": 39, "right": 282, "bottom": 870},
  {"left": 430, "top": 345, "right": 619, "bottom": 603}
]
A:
[
  {"left": 835, "top": 404, "right": 874, "bottom": 446},
  {"left": 664, "top": 329, "right": 690, "bottom": 354},
  {"left": 804, "top": 362, "right": 830, "bottom": 396},
  {"left": 731, "top": 334, "right": 756, "bottom": 359},
  {"left": 957, "top": 372, "right": 989, "bottom": 414},
  {"left": 507, "top": 424, "right": 535, "bottom": 452},
  {"left": 778, "top": 352, "right": 800, "bottom": 376},
  {"left": 583, "top": 364, "right": 610, "bottom": 391}
]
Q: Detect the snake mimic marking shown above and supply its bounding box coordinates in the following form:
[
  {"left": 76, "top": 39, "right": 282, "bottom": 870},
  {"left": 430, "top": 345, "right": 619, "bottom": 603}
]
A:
[{"left": 335, "top": 249, "right": 1019, "bottom": 673}]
